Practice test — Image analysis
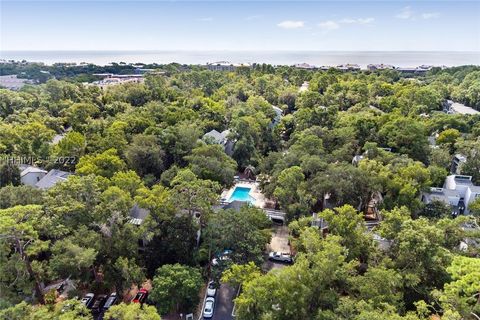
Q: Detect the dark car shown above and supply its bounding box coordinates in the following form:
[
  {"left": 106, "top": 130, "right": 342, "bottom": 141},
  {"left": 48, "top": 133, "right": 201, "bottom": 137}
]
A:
[
  {"left": 103, "top": 292, "right": 118, "bottom": 311},
  {"left": 80, "top": 293, "right": 95, "bottom": 309},
  {"left": 91, "top": 294, "right": 107, "bottom": 314},
  {"left": 132, "top": 288, "right": 148, "bottom": 304}
]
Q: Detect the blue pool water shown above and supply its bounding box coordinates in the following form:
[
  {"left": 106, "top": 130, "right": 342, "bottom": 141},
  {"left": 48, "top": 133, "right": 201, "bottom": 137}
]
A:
[{"left": 229, "top": 187, "right": 254, "bottom": 203}]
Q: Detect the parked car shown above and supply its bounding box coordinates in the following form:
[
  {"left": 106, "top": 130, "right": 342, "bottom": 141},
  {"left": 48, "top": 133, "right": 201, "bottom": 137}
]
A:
[
  {"left": 211, "top": 249, "right": 233, "bottom": 266},
  {"left": 207, "top": 281, "right": 217, "bottom": 297},
  {"left": 80, "top": 293, "right": 95, "bottom": 309},
  {"left": 132, "top": 288, "right": 148, "bottom": 303},
  {"left": 203, "top": 297, "right": 215, "bottom": 318},
  {"left": 211, "top": 255, "right": 230, "bottom": 266},
  {"left": 91, "top": 294, "right": 107, "bottom": 314},
  {"left": 268, "top": 252, "right": 293, "bottom": 263},
  {"left": 103, "top": 292, "right": 118, "bottom": 311}
]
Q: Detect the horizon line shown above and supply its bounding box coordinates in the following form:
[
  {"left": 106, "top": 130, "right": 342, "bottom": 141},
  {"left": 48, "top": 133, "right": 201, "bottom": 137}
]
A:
[{"left": 2, "top": 49, "right": 480, "bottom": 53}]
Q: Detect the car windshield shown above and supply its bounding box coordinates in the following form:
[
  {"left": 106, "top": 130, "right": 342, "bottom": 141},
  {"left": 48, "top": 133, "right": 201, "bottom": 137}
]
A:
[
  {"left": 134, "top": 293, "right": 142, "bottom": 300},
  {"left": 208, "top": 283, "right": 215, "bottom": 289}
]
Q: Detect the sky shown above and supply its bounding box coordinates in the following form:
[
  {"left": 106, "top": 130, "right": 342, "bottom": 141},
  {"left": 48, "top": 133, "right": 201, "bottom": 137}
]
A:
[{"left": 1, "top": 1, "right": 479, "bottom": 52}]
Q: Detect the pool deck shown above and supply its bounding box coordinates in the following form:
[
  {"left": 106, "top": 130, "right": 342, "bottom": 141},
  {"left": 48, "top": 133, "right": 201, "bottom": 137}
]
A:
[{"left": 221, "top": 181, "right": 267, "bottom": 208}]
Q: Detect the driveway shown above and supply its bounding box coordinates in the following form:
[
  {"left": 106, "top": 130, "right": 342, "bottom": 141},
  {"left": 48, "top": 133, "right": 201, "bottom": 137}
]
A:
[
  {"left": 211, "top": 283, "right": 236, "bottom": 320},
  {"left": 263, "top": 224, "right": 291, "bottom": 271},
  {"left": 268, "top": 225, "right": 290, "bottom": 253},
  {"left": 203, "top": 225, "right": 291, "bottom": 319}
]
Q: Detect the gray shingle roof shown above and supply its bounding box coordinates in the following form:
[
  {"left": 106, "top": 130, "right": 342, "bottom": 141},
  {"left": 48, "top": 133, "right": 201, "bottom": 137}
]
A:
[
  {"left": 20, "top": 166, "right": 47, "bottom": 177},
  {"left": 129, "top": 204, "right": 150, "bottom": 225},
  {"left": 35, "top": 169, "right": 72, "bottom": 189},
  {"left": 203, "top": 129, "right": 231, "bottom": 144}
]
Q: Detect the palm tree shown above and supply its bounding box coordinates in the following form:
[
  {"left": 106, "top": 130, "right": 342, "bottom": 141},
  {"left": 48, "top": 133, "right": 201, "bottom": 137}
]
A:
[{"left": 244, "top": 165, "right": 256, "bottom": 180}]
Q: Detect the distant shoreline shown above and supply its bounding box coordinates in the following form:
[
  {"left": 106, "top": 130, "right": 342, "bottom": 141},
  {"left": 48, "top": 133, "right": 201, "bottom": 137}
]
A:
[{"left": 1, "top": 50, "right": 479, "bottom": 68}]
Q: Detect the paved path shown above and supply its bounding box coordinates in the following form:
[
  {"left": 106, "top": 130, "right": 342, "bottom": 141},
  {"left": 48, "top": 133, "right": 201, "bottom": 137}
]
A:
[
  {"left": 268, "top": 225, "right": 290, "bottom": 253},
  {"left": 204, "top": 225, "right": 291, "bottom": 320},
  {"left": 211, "top": 283, "right": 236, "bottom": 320}
]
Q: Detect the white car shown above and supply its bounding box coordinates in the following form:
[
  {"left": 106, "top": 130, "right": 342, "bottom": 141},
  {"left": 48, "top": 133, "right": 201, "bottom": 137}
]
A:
[
  {"left": 268, "top": 252, "right": 293, "bottom": 263},
  {"left": 207, "top": 281, "right": 217, "bottom": 297},
  {"left": 203, "top": 297, "right": 215, "bottom": 318},
  {"left": 80, "top": 293, "right": 95, "bottom": 308},
  {"left": 211, "top": 255, "right": 230, "bottom": 266}
]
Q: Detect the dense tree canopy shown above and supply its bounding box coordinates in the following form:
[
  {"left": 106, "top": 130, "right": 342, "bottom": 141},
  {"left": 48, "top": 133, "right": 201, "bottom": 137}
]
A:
[{"left": 0, "top": 62, "right": 479, "bottom": 319}]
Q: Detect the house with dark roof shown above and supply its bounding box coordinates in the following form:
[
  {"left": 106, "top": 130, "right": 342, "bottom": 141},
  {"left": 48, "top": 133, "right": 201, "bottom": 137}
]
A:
[
  {"left": 451, "top": 154, "right": 467, "bottom": 174},
  {"left": 129, "top": 204, "right": 150, "bottom": 226},
  {"left": 271, "top": 106, "right": 283, "bottom": 127},
  {"left": 367, "top": 64, "right": 395, "bottom": 71}
]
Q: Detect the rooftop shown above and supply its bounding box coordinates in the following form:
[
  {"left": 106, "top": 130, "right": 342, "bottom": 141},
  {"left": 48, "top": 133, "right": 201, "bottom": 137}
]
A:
[
  {"left": 203, "top": 129, "right": 230, "bottom": 144},
  {"left": 35, "top": 169, "right": 72, "bottom": 189},
  {"left": 129, "top": 204, "right": 150, "bottom": 225},
  {"left": 20, "top": 166, "right": 47, "bottom": 177},
  {"left": 446, "top": 100, "right": 479, "bottom": 115}
]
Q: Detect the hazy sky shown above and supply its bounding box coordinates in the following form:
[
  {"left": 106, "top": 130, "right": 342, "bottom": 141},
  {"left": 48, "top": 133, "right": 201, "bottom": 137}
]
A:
[{"left": 1, "top": 1, "right": 479, "bottom": 51}]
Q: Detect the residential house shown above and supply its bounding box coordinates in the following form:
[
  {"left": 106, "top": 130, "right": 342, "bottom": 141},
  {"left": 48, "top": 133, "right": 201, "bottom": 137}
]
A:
[
  {"left": 203, "top": 129, "right": 235, "bottom": 156},
  {"left": 35, "top": 169, "right": 72, "bottom": 190},
  {"left": 443, "top": 100, "right": 479, "bottom": 115},
  {"left": 294, "top": 63, "right": 316, "bottom": 70},
  {"left": 451, "top": 154, "right": 467, "bottom": 174},
  {"left": 422, "top": 175, "right": 480, "bottom": 215},
  {"left": 128, "top": 204, "right": 152, "bottom": 250},
  {"left": 89, "top": 74, "right": 145, "bottom": 90},
  {"left": 20, "top": 165, "right": 48, "bottom": 187},
  {"left": 336, "top": 64, "right": 361, "bottom": 72},
  {"left": 129, "top": 204, "right": 150, "bottom": 226},
  {"left": 367, "top": 64, "right": 395, "bottom": 71},
  {"left": 397, "top": 65, "right": 433, "bottom": 74},
  {"left": 271, "top": 106, "right": 283, "bottom": 127}
]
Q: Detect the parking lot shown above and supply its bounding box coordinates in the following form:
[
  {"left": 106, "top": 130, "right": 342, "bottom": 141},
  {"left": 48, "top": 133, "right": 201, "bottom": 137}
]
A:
[
  {"left": 200, "top": 224, "right": 291, "bottom": 320},
  {"left": 263, "top": 224, "right": 291, "bottom": 271}
]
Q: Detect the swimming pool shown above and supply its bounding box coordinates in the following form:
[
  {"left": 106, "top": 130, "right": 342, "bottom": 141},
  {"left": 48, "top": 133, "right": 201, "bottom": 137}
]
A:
[{"left": 229, "top": 187, "right": 255, "bottom": 203}]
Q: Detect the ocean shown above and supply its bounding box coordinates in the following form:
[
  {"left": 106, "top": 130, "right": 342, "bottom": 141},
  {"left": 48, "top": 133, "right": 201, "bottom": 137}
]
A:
[{"left": 1, "top": 50, "right": 479, "bottom": 67}]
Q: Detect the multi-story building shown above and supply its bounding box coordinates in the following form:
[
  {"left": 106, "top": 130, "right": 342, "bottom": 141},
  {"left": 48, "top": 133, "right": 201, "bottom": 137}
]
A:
[
  {"left": 205, "top": 61, "right": 251, "bottom": 71},
  {"left": 422, "top": 175, "right": 480, "bottom": 215},
  {"left": 367, "top": 64, "right": 395, "bottom": 71}
]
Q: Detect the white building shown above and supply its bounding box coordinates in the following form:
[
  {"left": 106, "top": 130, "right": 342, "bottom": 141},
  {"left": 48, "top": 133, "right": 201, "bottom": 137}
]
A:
[
  {"left": 422, "top": 175, "right": 480, "bottom": 215},
  {"left": 203, "top": 129, "right": 235, "bottom": 156},
  {"left": 89, "top": 74, "right": 144, "bottom": 90},
  {"left": 336, "top": 64, "right": 361, "bottom": 72},
  {"left": 367, "top": 64, "right": 395, "bottom": 71},
  {"left": 444, "top": 100, "right": 479, "bottom": 115},
  {"left": 0, "top": 75, "right": 33, "bottom": 90},
  {"left": 294, "top": 63, "right": 316, "bottom": 70},
  {"left": 20, "top": 166, "right": 48, "bottom": 187},
  {"left": 205, "top": 61, "right": 251, "bottom": 71}
]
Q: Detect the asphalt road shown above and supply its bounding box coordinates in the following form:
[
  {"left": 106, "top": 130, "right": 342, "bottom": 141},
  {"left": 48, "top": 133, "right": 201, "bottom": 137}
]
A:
[
  {"left": 210, "top": 283, "right": 236, "bottom": 320},
  {"left": 206, "top": 225, "right": 290, "bottom": 320}
]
